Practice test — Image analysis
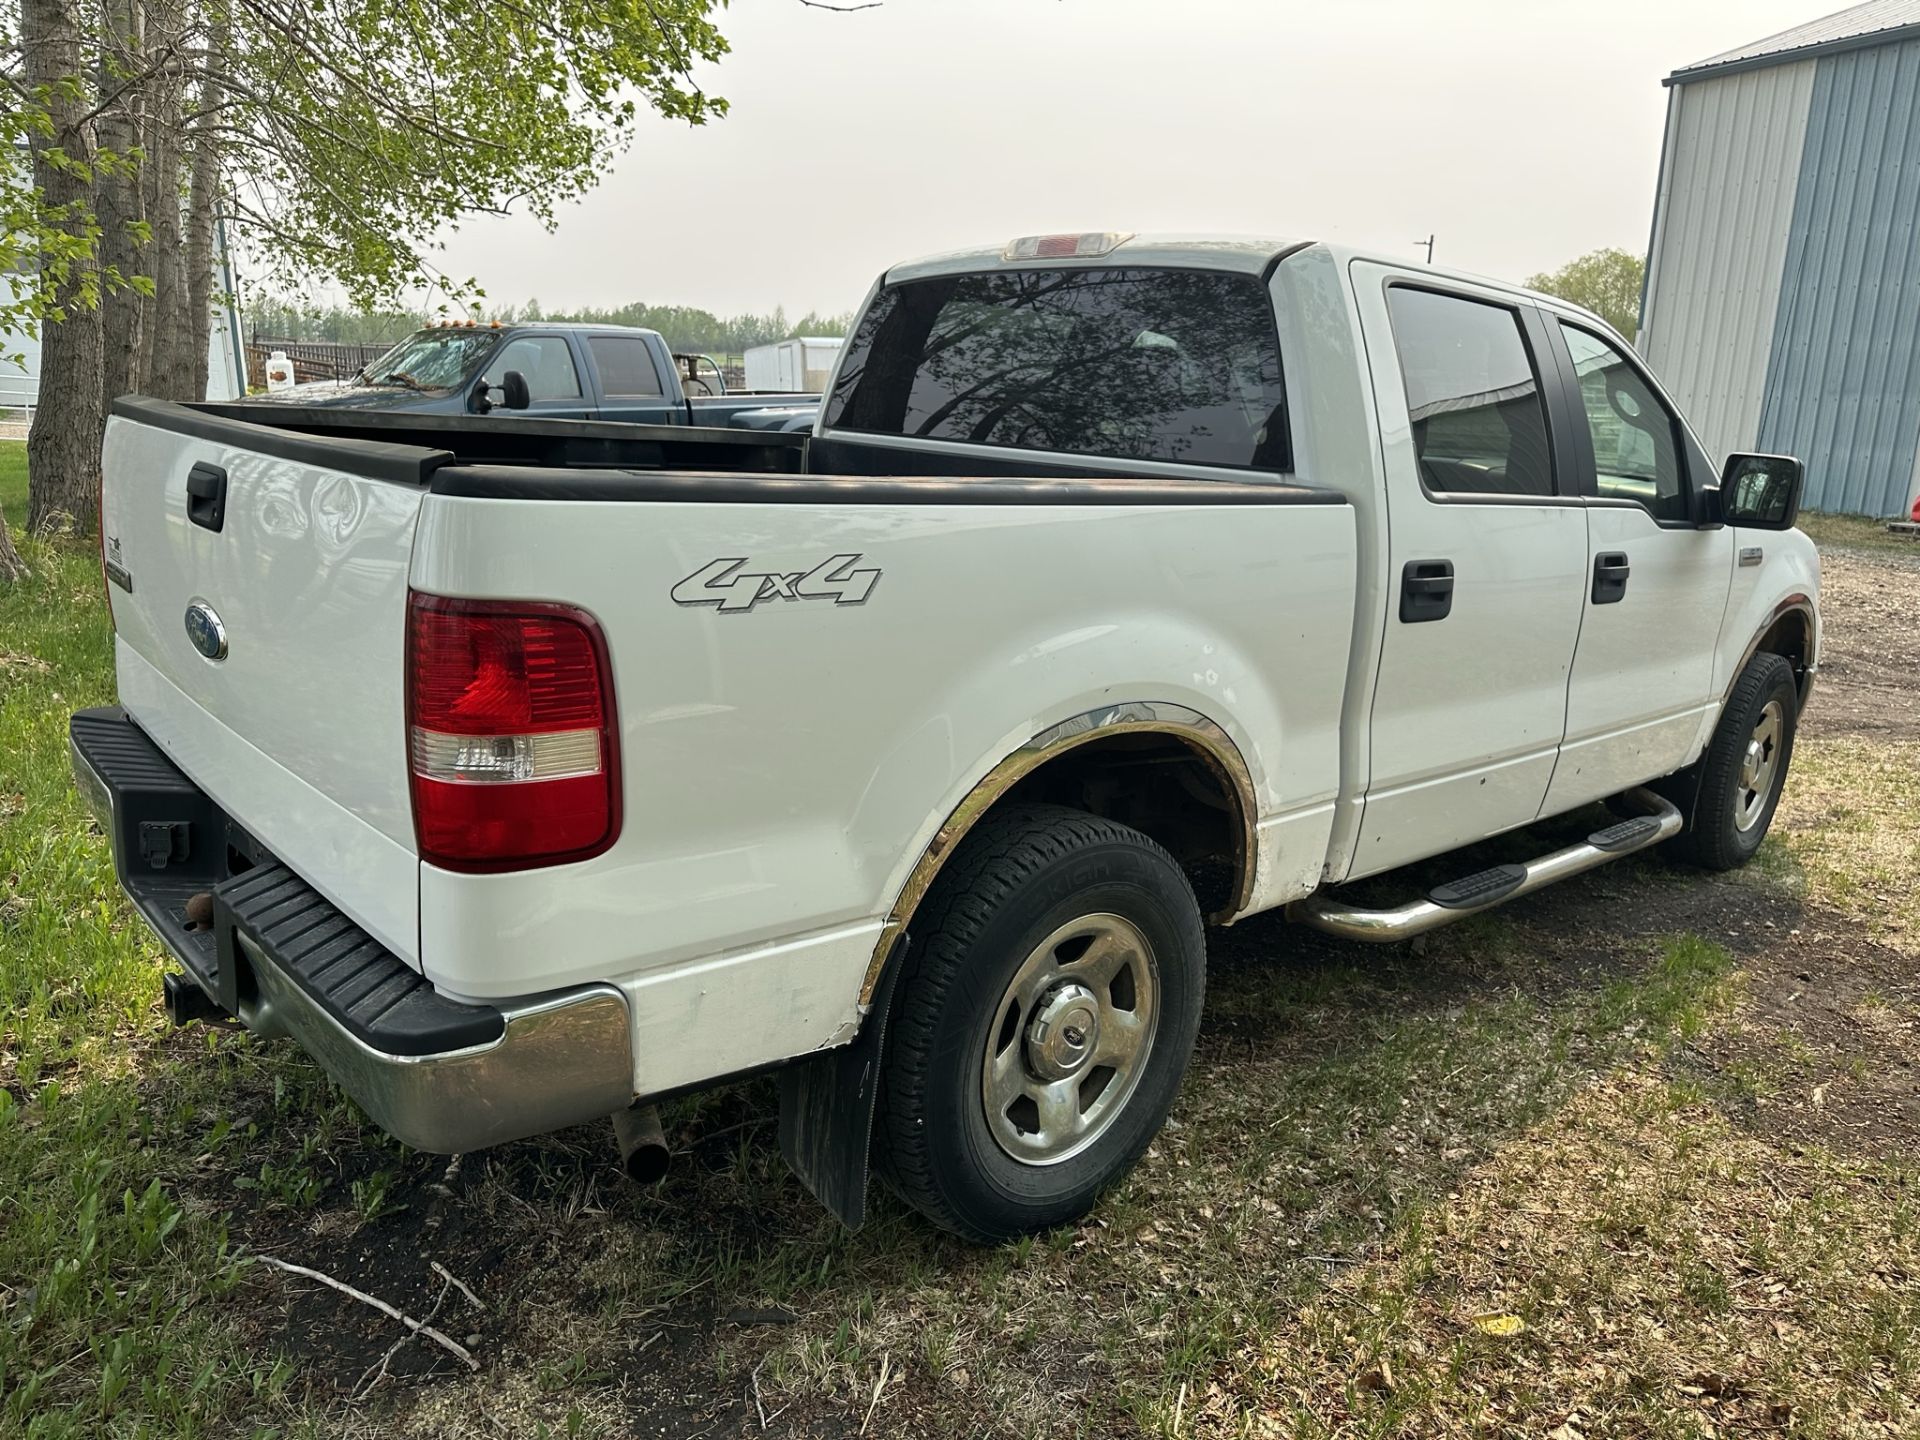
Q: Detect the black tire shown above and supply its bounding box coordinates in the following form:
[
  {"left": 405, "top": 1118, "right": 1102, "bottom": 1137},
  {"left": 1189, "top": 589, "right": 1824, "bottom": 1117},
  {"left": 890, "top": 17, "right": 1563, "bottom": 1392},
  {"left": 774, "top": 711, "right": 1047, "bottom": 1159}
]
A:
[
  {"left": 873, "top": 804, "right": 1205, "bottom": 1242},
  {"left": 1672, "top": 652, "right": 1799, "bottom": 870}
]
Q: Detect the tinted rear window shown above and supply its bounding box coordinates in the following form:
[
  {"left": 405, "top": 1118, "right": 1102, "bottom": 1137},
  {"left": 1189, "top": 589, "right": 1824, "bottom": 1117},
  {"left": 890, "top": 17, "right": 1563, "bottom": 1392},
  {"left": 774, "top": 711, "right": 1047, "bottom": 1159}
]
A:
[
  {"left": 823, "top": 267, "right": 1289, "bottom": 470},
  {"left": 587, "top": 337, "right": 665, "bottom": 398}
]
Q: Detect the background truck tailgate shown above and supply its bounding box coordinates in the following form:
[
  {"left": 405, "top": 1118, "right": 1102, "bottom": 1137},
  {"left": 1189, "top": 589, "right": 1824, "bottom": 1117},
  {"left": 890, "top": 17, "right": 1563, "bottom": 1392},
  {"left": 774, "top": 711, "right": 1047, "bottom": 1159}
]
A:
[{"left": 100, "top": 402, "right": 436, "bottom": 963}]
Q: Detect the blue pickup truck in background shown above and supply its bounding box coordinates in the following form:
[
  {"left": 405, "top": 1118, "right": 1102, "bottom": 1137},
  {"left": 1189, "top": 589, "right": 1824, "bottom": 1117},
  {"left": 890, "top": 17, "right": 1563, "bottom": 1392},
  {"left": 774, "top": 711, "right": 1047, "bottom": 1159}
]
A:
[{"left": 257, "top": 322, "right": 821, "bottom": 432}]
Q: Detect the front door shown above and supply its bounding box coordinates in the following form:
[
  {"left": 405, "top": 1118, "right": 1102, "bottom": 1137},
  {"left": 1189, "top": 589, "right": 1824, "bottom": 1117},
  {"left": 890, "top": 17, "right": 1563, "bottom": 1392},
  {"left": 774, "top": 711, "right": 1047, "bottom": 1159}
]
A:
[
  {"left": 1538, "top": 319, "right": 1734, "bottom": 813},
  {"left": 481, "top": 334, "right": 593, "bottom": 420},
  {"left": 1348, "top": 265, "right": 1588, "bottom": 879}
]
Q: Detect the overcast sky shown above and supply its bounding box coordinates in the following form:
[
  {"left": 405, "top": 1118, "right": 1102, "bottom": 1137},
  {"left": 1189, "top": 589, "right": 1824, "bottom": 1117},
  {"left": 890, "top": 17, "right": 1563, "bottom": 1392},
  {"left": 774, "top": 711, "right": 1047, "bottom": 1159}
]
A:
[{"left": 432, "top": 0, "right": 1823, "bottom": 318}]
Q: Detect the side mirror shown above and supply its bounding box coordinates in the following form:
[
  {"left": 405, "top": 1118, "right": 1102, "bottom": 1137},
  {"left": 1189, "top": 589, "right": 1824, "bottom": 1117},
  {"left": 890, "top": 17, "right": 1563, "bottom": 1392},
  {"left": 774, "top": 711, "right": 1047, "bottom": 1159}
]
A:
[
  {"left": 500, "top": 370, "right": 532, "bottom": 410},
  {"left": 1720, "top": 453, "right": 1804, "bottom": 530}
]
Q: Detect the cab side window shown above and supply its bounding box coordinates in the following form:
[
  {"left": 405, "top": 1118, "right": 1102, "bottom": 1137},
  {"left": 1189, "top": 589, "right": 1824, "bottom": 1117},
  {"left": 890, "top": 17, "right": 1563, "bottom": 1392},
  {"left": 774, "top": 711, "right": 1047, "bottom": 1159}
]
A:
[
  {"left": 484, "top": 336, "right": 583, "bottom": 401},
  {"left": 587, "top": 337, "right": 665, "bottom": 398},
  {"left": 1386, "top": 287, "right": 1554, "bottom": 498},
  {"left": 1559, "top": 323, "right": 1688, "bottom": 522}
]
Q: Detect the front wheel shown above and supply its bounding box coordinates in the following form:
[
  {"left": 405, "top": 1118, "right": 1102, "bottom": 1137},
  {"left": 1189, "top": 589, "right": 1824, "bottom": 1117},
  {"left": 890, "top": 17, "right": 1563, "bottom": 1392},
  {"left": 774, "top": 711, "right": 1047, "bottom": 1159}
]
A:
[
  {"left": 873, "top": 805, "right": 1206, "bottom": 1242},
  {"left": 1673, "top": 651, "right": 1799, "bottom": 870}
]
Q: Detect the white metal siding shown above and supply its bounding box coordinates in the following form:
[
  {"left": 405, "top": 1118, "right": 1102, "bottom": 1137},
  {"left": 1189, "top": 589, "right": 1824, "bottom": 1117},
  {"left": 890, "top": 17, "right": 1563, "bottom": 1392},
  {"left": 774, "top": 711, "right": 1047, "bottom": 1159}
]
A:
[{"left": 1639, "top": 60, "right": 1815, "bottom": 461}]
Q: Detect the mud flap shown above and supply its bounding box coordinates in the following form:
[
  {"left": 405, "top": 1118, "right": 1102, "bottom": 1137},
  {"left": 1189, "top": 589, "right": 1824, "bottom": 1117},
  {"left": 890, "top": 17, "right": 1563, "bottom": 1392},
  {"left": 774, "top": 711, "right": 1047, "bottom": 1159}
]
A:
[
  {"left": 1652, "top": 755, "right": 1708, "bottom": 833},
  {"left": 776, "top": 938, "right": 906, "bottom": 1230}
]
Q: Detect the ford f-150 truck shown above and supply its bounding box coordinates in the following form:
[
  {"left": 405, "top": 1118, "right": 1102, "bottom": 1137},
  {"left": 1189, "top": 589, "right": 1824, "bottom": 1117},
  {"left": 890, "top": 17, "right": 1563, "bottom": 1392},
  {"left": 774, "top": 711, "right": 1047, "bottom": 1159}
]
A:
[
  {"left": 73, "top": 233, "right": 1818, "bottom": 1242},
  {"left": 261, "top": 321, "right": 819, "bottom": 432}
]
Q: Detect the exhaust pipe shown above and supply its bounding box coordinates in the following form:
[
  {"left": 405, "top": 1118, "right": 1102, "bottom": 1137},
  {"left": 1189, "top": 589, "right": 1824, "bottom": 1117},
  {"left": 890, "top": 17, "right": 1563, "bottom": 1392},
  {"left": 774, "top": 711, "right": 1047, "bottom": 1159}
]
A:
[{"left": 613, "top": 1103, "right": 670, "bottom": 1184}]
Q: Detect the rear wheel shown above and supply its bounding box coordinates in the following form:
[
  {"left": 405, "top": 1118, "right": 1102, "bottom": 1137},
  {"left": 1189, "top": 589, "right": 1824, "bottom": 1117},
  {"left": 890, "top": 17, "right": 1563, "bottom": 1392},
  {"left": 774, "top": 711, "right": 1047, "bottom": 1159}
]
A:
[
  {"left": 1673, "top": 652, "right": 1799, "bottom": 870},
  {"left": 873, "top": 804, "right": 1205, "bottom": 1242}
]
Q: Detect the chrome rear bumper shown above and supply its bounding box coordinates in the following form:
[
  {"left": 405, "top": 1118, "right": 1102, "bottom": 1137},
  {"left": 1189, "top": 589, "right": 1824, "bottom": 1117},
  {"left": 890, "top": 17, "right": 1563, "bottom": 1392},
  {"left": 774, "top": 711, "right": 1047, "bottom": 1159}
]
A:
[
  {"left": 234, "top": 940, "right": 633, "bottom": 1153},
  {"left": 70, "top": 705, "right": 634, "bottom": 1153}
]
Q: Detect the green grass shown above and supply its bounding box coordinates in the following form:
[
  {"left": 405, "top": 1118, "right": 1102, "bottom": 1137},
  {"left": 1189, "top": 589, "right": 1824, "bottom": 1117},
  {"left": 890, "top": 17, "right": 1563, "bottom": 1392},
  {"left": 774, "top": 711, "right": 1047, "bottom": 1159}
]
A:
[
  {"left": 1771, "top": 735, "right": 1920, "bottom": 954},
  {"left": 2, "top": 436, "right": 1916, "bottom": 1436},
  {"left": 0, "top": 442, "right": 321, "bottom": 1437},
  {"left": 0, "top": 438, "right": 25, "bottom": 517}
]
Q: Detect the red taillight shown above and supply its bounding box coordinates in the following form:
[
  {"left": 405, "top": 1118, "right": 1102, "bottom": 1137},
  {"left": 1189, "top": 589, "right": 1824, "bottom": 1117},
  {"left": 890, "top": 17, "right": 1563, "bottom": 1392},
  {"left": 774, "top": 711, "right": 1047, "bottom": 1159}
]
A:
[{"left": 405, "top": 592, "right": 620, "bottom": 871}]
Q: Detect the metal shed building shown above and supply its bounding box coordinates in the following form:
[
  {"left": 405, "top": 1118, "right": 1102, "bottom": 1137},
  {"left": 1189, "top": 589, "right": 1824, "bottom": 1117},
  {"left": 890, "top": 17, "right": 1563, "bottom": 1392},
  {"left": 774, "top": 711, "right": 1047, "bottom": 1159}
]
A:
[{"left": 1638, "top": 0, "right": 1920, "bottom": 517}]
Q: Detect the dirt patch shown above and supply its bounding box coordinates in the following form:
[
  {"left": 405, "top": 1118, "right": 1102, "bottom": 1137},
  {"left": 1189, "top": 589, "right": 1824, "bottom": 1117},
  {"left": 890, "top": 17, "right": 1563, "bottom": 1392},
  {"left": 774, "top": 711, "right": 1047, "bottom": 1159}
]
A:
[
  {"left": 1201, "top": 1072, "right": 1920, "bottom": 1439},
  {"left": 1463, "top": 842, "right": 1920, "bottom": 1161},
  {"left": 1680, "top": 910, "right": 1920, "bottom": 1161},
  {"left": 1306, "top": 810, "right": 1920, "bottom": 1165},
  {"left": 186, "top": 1080, "right": 871, "bottom": 1437},
  {"left": 1801, "top": 543, "right": 1920, "bottom": 741}
]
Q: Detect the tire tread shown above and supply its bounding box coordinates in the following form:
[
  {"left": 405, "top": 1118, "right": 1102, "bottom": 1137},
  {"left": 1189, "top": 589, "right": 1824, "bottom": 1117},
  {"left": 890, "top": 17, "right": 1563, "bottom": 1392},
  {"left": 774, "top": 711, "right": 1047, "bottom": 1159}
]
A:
[
  {"left": 1674, "top": 651, "right": 1797, "bottom": 870},
  {"left": 872, "top": 803, "right": 1198, "bottom": 1239}
]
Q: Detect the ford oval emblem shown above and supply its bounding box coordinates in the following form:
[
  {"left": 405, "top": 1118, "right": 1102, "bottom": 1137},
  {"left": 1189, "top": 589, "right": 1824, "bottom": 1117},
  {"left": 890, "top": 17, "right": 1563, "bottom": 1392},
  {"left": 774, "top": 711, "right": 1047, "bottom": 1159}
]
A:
[{"left": 184, "top": 600, "right": 228, "bottom": 661}]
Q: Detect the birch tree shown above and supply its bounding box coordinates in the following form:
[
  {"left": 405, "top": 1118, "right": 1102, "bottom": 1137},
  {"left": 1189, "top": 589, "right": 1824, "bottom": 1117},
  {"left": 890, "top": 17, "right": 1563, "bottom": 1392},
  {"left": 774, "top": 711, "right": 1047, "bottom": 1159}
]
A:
[
  {"left": 18, "top": 0, "right": 105, "bottom": 532},
  {"left": 2, "top": 0, "right": 734, "bottom": 569}
]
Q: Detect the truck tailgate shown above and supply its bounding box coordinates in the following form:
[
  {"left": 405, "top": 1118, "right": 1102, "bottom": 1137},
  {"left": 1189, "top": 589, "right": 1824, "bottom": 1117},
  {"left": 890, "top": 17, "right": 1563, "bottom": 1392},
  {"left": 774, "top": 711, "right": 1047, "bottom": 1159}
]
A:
[{"left": 101, "top": 400, "right": 442, "bottom": 963}]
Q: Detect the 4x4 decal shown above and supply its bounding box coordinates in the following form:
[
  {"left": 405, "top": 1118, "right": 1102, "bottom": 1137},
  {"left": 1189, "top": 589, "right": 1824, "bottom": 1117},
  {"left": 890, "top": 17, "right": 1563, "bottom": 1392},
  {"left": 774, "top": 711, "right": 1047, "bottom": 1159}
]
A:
[{"left": 671, "top": 554, "right": 882, "bottom": 614}]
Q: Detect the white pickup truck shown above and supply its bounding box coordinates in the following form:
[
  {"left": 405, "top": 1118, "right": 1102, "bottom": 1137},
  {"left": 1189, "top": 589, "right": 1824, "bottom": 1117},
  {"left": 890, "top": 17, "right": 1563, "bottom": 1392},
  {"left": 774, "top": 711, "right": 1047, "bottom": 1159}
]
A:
[{"left": 73, "top": 233, "right": 1818, "bottom": 1242}]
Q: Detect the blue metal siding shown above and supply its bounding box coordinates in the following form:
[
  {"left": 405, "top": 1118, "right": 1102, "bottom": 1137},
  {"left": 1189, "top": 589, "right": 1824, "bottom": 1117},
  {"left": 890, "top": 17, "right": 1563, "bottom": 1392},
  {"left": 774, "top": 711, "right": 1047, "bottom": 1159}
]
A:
[{"left": 1758, "top": 36, "right": 1920, "bottom": 515}]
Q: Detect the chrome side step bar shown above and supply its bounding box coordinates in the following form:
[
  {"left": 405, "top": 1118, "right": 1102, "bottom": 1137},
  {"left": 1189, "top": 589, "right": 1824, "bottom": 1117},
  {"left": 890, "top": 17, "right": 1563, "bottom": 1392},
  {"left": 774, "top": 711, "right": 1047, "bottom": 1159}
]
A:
[{"left": 1289, "top": 787, "right": 1683, "bottom": 943}]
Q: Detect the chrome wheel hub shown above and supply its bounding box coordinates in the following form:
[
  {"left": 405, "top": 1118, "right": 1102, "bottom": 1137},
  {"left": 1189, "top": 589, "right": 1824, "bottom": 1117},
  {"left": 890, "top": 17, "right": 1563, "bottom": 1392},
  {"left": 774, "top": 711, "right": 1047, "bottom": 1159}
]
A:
[
  {"left": 1026, "top": 982, "right": 1101, "bottom": 1082},
  {"left": 1734, "top": 699, "right": 1784, "bottom": 833},
  {"left": 981, "top": 913, "right": 1159, "bottom": 1166}
]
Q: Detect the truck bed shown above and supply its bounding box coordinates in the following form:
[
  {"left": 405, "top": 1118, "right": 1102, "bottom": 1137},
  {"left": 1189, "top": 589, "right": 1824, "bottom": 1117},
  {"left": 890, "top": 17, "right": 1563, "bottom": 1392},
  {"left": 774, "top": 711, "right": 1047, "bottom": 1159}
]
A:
[
  {"left": 173, "top": 399, "right": 808, "bottom": 477},
  {"left": 150, "top": 399, "right": 1341, "bottom": 504},
  {"left": 98, "top": 394, "right": 1355, "bottom": 1102}
]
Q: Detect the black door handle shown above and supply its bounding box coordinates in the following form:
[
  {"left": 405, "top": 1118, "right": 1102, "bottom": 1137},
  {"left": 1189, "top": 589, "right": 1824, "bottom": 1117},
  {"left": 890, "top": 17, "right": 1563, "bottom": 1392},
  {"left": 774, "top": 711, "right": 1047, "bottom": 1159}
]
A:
[
  {"left": 1399, "top": 558, "right": 1454, "bottom": 623},
  {"left": 186, "top": 462, "right": 228, "bottom": 533},
  {"left": 1592, "top": 551, "right": 1630, "bottom": 604}
]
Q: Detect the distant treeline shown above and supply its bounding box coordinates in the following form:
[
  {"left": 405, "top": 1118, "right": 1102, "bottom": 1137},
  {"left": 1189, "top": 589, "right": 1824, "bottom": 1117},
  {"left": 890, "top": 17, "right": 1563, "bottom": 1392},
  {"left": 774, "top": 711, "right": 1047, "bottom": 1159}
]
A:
[{"left": 247, "top": 298, "right": 854, "bottom": 356}]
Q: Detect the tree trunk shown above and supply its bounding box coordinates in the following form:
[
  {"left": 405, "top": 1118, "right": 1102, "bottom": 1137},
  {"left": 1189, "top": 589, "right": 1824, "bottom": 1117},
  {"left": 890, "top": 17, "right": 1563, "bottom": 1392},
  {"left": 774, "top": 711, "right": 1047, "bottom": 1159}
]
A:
[
  {"left": 142, "top": 24, "right": 191, "bottom": 402},
  {"left": 23, "top": 0, "right": 105, "bottom": 536},
  {"left": 136, "top": 66, "right": 166, "bottom": 393},
  {"left": 182, "top": 18, "right": 229, "bottom": 405},
  {"left": 97, "top": 0, "right": 147, "bottom": 405},
  {"left": 143, "top": 136, "right": 190, "bottom": 399}
]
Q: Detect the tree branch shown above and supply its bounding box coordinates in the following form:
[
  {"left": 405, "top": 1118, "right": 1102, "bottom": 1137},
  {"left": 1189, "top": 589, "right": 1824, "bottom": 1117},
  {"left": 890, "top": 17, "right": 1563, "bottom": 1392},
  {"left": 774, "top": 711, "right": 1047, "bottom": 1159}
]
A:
[
  {"left": 74, "top": 42, "right": 186, "bottom": 131},
  {"left": 252, "top": 1255, "right": 479, "bottom": 1372}
]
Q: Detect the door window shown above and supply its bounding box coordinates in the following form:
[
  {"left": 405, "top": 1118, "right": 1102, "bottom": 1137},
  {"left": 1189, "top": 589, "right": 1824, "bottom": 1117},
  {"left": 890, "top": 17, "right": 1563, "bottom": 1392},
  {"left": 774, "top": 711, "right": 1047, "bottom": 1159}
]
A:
[
  {"left": 587, "top": 337, "right": 665, "bottom": 398},
  {"left": 824, "top": 267, "right": 1289, "bottom": 470},
  {"left": 1559, "top": 324, "right": 1688, "bottom": 522},
  {"left": 1386, "top": 287, "right": 1554, "bottom": 498},
  {"left": 484, "top": 336, "right": 583, "bottom": 401}
]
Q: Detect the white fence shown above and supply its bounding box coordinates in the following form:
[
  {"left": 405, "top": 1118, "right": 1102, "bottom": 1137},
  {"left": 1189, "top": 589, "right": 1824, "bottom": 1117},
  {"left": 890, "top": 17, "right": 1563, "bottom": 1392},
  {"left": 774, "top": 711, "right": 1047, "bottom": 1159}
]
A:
[{"left": 0, "top": 401, "right": 32, "bottom": 443}]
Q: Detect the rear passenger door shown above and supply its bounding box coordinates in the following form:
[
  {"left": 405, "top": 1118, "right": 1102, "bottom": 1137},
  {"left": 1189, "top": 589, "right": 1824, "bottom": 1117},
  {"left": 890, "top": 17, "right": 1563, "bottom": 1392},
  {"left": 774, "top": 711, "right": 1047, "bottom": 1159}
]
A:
[
  {"left": 481, "top": 334, "right": 592, "bottom": 420},
  {"left": 584, "top": 335, "right": 684, "bottom": 426},
  {"left": 1536, "top": 319, "right": 1733, "bottom": 813},
  {"left": 1347, "top": 267, "right": 1589, "bottom": 878}
]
